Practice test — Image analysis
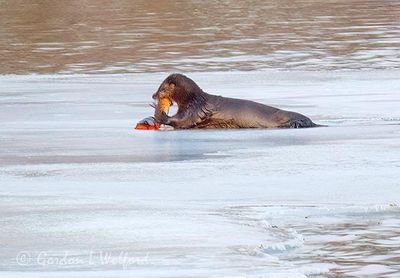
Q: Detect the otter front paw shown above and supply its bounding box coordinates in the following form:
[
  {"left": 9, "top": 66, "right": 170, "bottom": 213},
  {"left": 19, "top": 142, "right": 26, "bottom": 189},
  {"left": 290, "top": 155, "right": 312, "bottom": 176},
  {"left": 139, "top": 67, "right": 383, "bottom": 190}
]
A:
[
  {"left": 160, "top": 112, "right": 170, "bottom": 124},
  {"left": 154, "top": 108, "right": 163, "bottom": 122},
  {"left": 155, "top": 111, "right": 170, "bottom": 125}
]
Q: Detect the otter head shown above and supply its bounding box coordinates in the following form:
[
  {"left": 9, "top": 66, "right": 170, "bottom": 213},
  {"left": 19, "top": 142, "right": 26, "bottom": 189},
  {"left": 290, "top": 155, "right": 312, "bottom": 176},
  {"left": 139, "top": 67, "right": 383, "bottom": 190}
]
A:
[{"left": 152, "top": 73, "right": 202, "bottom": 108}]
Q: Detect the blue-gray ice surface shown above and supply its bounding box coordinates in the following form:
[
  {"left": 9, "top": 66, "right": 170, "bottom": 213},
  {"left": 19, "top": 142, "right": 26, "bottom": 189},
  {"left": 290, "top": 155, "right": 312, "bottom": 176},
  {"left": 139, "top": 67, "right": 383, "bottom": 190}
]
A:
[{"left": 1, "top": 71, "right": 400, "bottom": 277}]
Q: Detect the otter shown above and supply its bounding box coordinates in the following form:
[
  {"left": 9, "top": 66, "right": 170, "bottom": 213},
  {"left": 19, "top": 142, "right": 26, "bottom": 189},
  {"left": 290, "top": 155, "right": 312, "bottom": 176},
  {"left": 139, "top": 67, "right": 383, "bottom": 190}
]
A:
[{"left": 152, "top": 73, "right": 319, "bottom": 129}]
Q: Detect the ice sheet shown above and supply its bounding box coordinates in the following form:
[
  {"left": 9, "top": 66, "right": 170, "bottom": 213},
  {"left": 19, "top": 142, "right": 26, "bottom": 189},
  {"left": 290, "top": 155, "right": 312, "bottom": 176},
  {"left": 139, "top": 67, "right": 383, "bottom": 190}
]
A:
[{"left": 1, "top": 71, "right": 400, "bottom": 277}]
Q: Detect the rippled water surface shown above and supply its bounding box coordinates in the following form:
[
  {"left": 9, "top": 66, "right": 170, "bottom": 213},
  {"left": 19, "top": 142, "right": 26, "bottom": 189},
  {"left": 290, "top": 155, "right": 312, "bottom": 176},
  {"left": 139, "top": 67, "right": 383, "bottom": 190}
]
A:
[
  {"left": 232, "top": 204, "right": 400, "bottom": 277},
  {"left": 1, "top": 0, "right": 400, "bottom": 73}
]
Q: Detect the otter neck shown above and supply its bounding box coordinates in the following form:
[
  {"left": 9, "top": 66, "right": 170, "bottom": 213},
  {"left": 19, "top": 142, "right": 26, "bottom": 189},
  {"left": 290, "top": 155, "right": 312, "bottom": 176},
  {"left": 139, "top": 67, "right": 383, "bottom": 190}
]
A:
[{"left": 175, "top": 90, "right": 209, "bottom": 113}]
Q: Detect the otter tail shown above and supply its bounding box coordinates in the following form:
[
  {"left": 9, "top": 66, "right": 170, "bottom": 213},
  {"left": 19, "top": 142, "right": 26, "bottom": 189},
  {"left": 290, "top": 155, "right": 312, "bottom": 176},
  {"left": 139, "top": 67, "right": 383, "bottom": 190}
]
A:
[{"left": 289, "top": 119, "right": 325, "bottom": 128}]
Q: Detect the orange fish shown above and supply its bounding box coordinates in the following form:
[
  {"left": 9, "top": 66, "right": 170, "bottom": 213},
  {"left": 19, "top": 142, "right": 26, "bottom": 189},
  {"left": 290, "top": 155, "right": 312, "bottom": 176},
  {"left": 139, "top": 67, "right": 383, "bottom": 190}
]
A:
[{"left": 135, "top": 116, "right": 160, "bottom": 130}]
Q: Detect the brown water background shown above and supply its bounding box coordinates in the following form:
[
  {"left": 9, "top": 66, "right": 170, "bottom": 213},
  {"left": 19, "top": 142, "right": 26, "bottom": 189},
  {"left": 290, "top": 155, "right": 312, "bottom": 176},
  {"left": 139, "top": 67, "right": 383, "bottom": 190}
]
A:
[{"left": 1, "top": 0, "right": 400, "bottom": 74}]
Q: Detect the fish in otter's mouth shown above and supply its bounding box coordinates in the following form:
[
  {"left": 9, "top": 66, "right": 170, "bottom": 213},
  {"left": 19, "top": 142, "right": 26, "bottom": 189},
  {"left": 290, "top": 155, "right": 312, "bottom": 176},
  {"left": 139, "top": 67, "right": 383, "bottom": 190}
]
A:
[{"left": 156, "top": 97, "right": 173, "bottom": 115}]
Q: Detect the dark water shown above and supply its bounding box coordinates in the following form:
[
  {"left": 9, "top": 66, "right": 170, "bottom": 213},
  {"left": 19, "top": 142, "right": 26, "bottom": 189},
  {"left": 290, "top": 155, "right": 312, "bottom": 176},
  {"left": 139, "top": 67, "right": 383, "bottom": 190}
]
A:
[{"left": 1, "top": 0, "right": 400, "bottom": 74}]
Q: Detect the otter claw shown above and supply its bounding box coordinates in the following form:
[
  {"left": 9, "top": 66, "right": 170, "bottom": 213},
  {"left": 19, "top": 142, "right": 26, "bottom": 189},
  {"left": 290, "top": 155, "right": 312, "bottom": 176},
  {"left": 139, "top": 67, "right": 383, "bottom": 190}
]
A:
[
  {"left": 154, "top": 109, "right": 169, "bottom": 124},
  {"left": 159, "top": 111, "right": 169, "bottom": 124}
]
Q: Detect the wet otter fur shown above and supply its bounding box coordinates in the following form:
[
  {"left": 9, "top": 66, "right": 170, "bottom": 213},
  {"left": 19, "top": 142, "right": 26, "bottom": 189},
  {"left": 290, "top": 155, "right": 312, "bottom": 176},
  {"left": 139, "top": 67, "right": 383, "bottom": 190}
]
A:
[{"left": 152, "top": 73, "right": 318, "bottom": 129}]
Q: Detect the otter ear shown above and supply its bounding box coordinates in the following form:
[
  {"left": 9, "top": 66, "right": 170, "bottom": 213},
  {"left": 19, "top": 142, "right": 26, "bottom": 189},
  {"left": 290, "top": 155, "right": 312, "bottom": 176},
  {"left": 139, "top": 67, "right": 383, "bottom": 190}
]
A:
[{"left": 168, "top": 83, "right": 175, "bottom": 90}]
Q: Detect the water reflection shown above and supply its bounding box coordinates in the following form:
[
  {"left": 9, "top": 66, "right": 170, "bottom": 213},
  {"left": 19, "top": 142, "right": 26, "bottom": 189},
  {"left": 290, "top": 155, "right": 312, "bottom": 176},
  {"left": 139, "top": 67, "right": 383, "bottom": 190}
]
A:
[{"left": 1, "top": 0, "right": 399, "bottom": 74}]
